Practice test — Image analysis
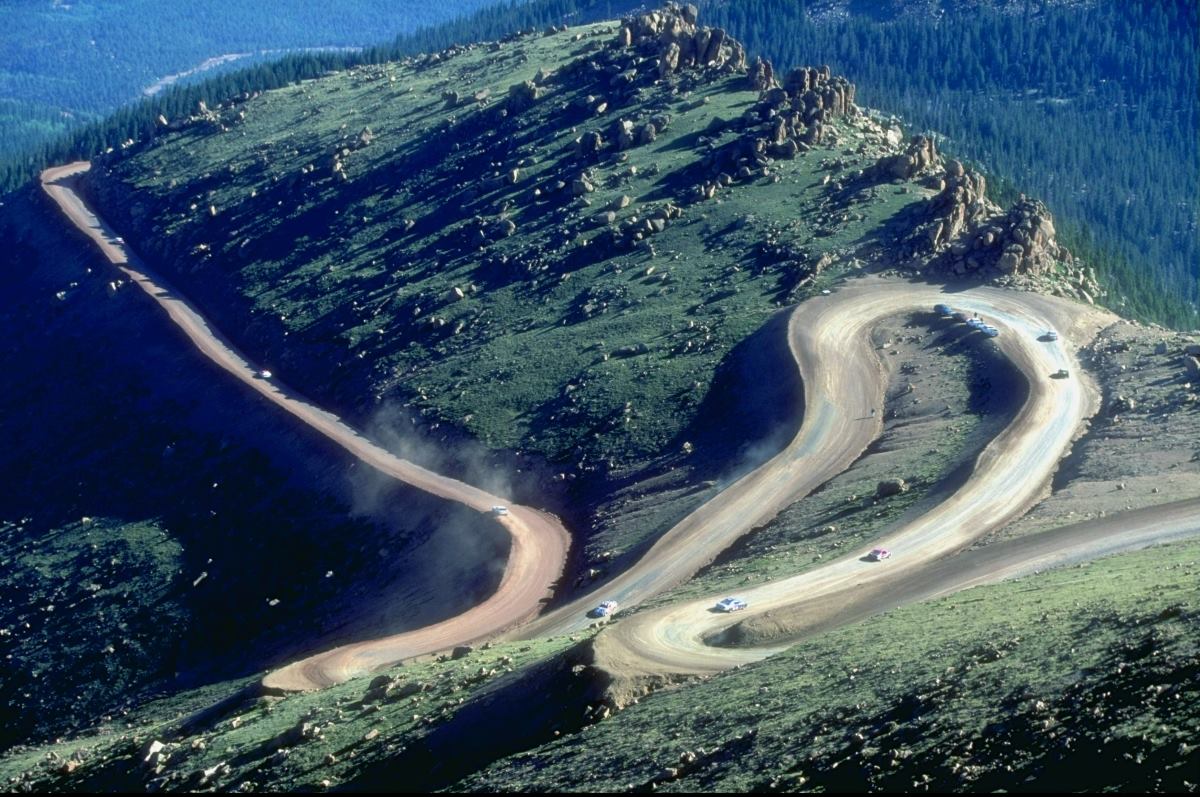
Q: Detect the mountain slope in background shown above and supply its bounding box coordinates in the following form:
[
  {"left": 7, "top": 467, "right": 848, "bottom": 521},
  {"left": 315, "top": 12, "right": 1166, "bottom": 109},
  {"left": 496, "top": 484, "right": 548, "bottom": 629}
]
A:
[
  {"left": 8, "top": 0, "right": 1192, "bottom": 330},
  {"left": 0, "top": 0, "right": 504, "bottom": 160},
  {"left": 700, "top": 0, "right": 1199, "bottom": 326}
]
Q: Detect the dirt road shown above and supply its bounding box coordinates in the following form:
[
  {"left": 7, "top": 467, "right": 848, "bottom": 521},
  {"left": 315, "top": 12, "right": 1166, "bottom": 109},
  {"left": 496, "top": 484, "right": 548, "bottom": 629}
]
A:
[
  {"left": 582, "top": 284, "right": 1198, "bottom": 680},
  {"left": 41, "top": 162, "right": 570, "bottom": 691},
  {"left": 518, "top": 281, "right": 1111, "bottom": 641},
  {"left": 44, "top": 160, "right": 1198, "bottom": 695}
]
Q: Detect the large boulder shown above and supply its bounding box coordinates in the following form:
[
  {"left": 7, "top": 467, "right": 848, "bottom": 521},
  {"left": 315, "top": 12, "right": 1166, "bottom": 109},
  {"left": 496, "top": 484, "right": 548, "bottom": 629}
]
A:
[
  {"left": 873, "top": 134, "right": 941, "bottom": 180},
  {"left": 876, "top": 478, "right": 910, "bottom": 498},
  {"left": 1184, "top": 355, "right": 1200, "bottom": 380}
]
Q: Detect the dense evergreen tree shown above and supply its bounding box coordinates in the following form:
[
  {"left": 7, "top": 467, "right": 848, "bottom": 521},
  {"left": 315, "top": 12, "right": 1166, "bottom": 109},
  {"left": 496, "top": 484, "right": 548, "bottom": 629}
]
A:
[{"left": 702, "top": 0, "right": 1199, "bottom": 327}]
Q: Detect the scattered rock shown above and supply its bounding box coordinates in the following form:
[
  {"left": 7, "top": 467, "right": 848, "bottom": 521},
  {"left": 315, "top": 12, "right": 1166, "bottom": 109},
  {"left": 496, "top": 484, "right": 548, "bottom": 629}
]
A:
[
  {"left": 1183, "top": 356, "right": 1200, "bottom": 381},
  {"left": 571, "top": 175, "right": 595, "bottom": 196},
  {"left": 141, "top": 740, "right": 167, "bottom": 768},
  {"left": 1109, "top": 394, "right": 1136, "bottom": 415}
]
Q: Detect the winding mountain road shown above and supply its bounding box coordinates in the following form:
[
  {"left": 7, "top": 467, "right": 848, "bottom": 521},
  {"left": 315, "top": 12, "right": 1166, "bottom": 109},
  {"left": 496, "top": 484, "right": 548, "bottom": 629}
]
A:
[
  {"left": 517, "top": 281, "right": 1109, "bottom": 642},
  {"left": 41, "top": 162, "right": 570, "bottom": 691},
  {"left": 567, "top": 288, "right": 1198, "bottom": 680},
  {"left": 42, "top": 160, "right": 1199, "bottom": 696}
]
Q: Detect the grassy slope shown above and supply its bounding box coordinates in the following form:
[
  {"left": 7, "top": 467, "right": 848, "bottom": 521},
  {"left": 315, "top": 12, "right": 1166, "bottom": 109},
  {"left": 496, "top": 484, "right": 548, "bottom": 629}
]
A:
[
  {"left": 6, "top": 11, "right": 1194, "bottom": 790},
  {"left": 1, "top": 538, "right": 1195, "bottom": 792},
  {"left": 461, "top": 538, "right": 1200, "bottom": 793},
  {"left": 90, "top": 22, "right": 934, "bottom": 562},
  {"left": 0, "top": 189, "right": 508, "bottom": 750},
  {"left": 0, "top": 636, "right": 579, "bottom": 792}
]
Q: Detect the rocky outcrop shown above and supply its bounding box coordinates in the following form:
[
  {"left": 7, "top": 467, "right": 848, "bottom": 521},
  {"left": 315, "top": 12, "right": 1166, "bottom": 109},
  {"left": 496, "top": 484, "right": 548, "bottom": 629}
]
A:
[
  {"left": 616, "top": 3, "right": 747, "bottom": 79},
  {"left": 748, "top": 56, "right": 776, "bottom": 91},
  {"left": 778, "top": 65, "right": 856, "bottom": 121},
  {"left": 876, "top": 477, "right": 910, "bottom": 498},
  {"left": 871, "top": 134, "right": 941, "bottom": 181},
  {"left": 925, "top": 159, "right": 995, "bottom": 250},
  {"left": 692, "top": 65, "right": 857, "bottom": 197},
  {"left": 971, "top": 197, "right": 1063, "bottom": 276},
  {"left": 910, "top": 158, "right": 1074, "bottom": 283}
]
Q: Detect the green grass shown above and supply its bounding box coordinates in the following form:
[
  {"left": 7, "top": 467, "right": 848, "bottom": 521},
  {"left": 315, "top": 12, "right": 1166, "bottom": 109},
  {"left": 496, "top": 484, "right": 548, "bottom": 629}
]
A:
[
  {"left": 460, "top": 538, "right": 1200, "bottom": 793},
  {"left": 0, "top": 636, "right": 581, "bottom": 792},
  {"left": 92, "top": 22, "right": 929, "bottom": 558},
  {"left": 6, "top": 536, "right": 1194, "bottom": 792},
  {"left": 11, "top": 17, "right": 1190, "bottom": 791}
]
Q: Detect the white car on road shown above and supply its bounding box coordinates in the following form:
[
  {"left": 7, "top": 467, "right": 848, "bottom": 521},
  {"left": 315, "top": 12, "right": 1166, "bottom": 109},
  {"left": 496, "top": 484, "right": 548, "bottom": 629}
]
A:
[
  {"left": 868, "top": 547, "right": 891, "bottom": 561},
  {"left": 715, "top": 597, "right": 748, "bottom": 612},
  {"left": 589, "top": 600, "right": 619, "bottom": 618}
]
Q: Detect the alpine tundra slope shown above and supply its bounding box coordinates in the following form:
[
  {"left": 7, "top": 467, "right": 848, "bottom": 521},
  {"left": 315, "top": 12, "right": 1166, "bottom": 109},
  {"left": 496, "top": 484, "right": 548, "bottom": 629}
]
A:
[{"left": 41, "top": 161, "right": 1200, "bottom": 697}]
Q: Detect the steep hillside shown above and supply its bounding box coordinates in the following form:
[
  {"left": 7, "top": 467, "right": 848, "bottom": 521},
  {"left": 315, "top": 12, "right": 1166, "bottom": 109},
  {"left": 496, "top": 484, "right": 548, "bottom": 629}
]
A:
[
  {"left": 81, "top": 10, "right": 1102, "bottom": 568},
  {"left": 2, "top": 4, "right": 1197, "bottom": 791},
  {"left": 0, "top": 188, "right": 509, "bottom": 750},
  {"left": 2, "top": 536, "right": 1195, "bottom": 792}
]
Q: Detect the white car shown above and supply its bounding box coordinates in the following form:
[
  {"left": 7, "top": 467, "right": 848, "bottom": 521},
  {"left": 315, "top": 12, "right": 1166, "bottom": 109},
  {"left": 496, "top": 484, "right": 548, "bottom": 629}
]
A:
[
  {"left": 490, "top": 505, "right": 509, "bottom": 516},
  {"left": 715, "top": 597, "right": 748, "bottom": 612},
  {"left": 1043, "top": 329, "right": 1059, "bottom": 341},
  {"left": 868, "top": 547, "right": 891, "bottom": 561},
  {"left": 589, "top": 600, "right": 619, "bottom": 618}
]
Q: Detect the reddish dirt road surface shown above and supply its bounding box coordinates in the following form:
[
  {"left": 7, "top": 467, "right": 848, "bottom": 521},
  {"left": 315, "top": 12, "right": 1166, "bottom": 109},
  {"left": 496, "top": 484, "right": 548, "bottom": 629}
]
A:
[{"left": 41, "top": 162, "right": 570, "bottom": 691}]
